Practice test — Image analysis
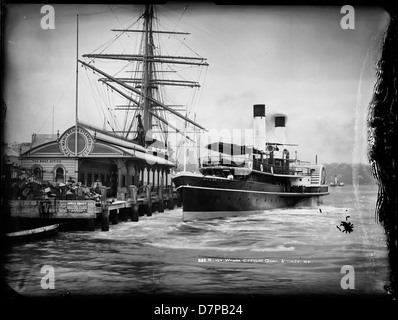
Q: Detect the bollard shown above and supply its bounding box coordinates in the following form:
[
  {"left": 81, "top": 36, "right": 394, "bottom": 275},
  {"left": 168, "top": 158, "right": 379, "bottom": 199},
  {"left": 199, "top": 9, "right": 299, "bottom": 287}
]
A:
[
  {"left": 146, "top": 184, "right": 152, "bottom": 216},
  {"left": 117, "top": 187, "right": 126, "bottom": 201},
  {"left": 129, "top": 185, "right": 137, "bottom": 201},
  {"left": 100, "top": 186, "right": 108, "bottom": 203}
]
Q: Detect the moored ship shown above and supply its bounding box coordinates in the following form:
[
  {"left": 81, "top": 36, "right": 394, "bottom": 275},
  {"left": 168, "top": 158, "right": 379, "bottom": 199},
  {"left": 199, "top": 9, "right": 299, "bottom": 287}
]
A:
[
  {"left": 330, "top": 175, "right": 345, "bottom": 187},
  {"left": 173, "top": 104, "right": 329, "bottom": 221},
  {"left": 4, "top": 4, "right": 208, "bottom": 231}
]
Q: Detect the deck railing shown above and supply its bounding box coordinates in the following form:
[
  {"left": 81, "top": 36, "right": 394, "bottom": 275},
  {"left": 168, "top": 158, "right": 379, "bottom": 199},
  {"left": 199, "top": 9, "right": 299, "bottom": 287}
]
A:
[{"left": 201, "top": 155, "right": 313, "bottom": 176}]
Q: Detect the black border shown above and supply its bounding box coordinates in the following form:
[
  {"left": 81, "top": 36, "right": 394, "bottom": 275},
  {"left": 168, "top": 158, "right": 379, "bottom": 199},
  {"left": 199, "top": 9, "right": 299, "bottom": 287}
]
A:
[{"left": 1, "top": 0, "right": 396, "bottom": 314}]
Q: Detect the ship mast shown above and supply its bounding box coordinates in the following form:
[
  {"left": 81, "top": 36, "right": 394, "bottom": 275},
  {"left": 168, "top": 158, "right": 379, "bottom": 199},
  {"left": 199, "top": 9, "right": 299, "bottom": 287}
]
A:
[
  {"left": 143, "top": 4, "right": 153, "bottom": 137},
  {"left": 81, "top": 4, "right": 208, "bottom": 156}
]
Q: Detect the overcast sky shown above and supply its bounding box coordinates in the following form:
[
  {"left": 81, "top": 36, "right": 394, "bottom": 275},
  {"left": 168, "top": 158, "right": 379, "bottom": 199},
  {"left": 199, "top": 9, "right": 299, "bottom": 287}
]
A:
[{"left": 3, "top": 3, "right": 389, "bottom": 164}]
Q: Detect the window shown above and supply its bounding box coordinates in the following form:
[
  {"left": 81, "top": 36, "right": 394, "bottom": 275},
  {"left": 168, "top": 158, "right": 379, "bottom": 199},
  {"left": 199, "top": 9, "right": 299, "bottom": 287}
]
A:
[
  {"left": 32, "top": 165, "right": 43, "bottom": 179},
  {"left": 55, "top": 167, "right": 65, "bottom": 183}
]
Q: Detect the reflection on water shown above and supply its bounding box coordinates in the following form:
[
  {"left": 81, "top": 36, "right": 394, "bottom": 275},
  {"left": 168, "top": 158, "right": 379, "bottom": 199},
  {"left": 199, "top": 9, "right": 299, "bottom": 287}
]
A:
[{"left": 2, "top": 185, "right": 389, "bottom": 298}]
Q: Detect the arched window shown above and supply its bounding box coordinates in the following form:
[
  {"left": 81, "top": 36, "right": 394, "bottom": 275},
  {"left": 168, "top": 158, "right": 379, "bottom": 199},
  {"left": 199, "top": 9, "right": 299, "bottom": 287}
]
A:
[
  {"left": 32, "top": 165, "right": 43, "bottom": 179},
  {"left": 54, "top": 166, "right": 65, "bottom": 183}
]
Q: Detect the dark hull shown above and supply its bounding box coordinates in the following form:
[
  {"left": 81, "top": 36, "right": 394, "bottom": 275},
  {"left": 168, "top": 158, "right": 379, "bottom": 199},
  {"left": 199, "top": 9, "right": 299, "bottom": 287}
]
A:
[
  {"left": 172, "top": 172, "right": 205, "bottom": 189},
  {"left": 177, "top": 175, "right": 328, "bottom": 220}
]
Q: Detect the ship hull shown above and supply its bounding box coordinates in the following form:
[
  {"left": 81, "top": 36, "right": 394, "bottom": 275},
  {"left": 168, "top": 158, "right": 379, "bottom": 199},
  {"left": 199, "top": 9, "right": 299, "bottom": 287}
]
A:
[
  {"left": 179, "top": 183, "right": 328, "bottom": 221},
  {"left": 172, "top": 171, "right": 204, "bottom": 189}
]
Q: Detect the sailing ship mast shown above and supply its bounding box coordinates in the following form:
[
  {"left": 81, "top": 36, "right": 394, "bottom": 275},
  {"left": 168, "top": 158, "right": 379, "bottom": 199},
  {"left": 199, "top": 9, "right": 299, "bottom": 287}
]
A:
[
  {"left": 79, "top": 4, "right": 207, "bottom": 160},
  {"left": 142, "top": 4, "right": 153, "bottom": 136}
]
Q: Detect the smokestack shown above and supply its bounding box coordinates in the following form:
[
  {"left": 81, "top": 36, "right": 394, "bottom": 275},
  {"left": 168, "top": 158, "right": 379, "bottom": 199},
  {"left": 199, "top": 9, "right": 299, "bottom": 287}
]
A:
[
  {"left": 253, "top": 104, "right": 266, "bottom": 152},
  {"left": 274, "top": 114, "right": 287, "bottom": 145}
]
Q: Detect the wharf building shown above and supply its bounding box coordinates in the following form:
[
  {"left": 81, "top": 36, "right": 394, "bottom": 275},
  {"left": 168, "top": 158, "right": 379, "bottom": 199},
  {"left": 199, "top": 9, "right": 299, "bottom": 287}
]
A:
[{"left": 18, "top": 122, "right": 175, "bottom": 197}]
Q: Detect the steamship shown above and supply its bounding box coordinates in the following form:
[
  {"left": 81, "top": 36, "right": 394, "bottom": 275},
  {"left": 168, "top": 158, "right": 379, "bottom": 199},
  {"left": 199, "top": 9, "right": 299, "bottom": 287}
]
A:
[{"left": 173, "top": 104, "right": 329, "bottom": 221}]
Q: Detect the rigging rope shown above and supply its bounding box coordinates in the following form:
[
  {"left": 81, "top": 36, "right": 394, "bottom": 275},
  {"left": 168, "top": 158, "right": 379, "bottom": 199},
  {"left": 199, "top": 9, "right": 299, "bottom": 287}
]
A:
[
  {"left": 83, "top": 71, "right": 104, "bottom": 126},
  {"left": 87, "top": 16, "right": 141, "bottom": 59},
  {"left": 36, "top": 74, "right": 75, "bottom": 134},
  {"left": 81, "top": 4, "right": 206, "bottom": 148}
]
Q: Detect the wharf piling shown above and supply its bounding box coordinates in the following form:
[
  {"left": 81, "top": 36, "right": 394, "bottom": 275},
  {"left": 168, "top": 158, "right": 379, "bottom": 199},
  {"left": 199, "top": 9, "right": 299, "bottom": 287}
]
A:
[
  {"left": 167, "top": 185, "right": 174, "bottom": 210},
  {"left": 7, "top": 183, "right": 178, "bottom": 232},
  {"left": 110, "top": 209, "right": 118, "bottom": 225},
  {"left": 98, "top": 183, "right": 177, "bottom": 230},
  {"left": 100, "top": 187, "right": 109, "bottom": 231},
  {"left": 130, "top": 185, "right": 139, "bottom": 222},
  {"left": 158, "top": 180, "right": 164, "bottom": 213},
  {"left": 145, "top": 185, "right": 152, "bottom": 217}
]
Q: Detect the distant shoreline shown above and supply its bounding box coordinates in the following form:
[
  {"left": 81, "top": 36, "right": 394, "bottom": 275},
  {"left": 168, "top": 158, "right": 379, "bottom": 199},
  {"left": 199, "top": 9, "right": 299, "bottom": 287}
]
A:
[{"left": 323, "top": 163, "right": 376, "bottom": 186}]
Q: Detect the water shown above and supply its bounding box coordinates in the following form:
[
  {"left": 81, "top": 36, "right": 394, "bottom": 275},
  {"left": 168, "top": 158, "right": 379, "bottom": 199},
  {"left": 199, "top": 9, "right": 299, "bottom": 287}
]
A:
[{"left": 2, "top": 184, "right": 390, "bottom": 298}]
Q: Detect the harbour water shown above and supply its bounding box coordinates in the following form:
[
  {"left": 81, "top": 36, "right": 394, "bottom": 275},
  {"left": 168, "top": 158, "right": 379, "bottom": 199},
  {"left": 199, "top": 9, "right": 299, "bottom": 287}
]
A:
[{"left": 2, "top": 184, "right": 390, "bottom": 300}]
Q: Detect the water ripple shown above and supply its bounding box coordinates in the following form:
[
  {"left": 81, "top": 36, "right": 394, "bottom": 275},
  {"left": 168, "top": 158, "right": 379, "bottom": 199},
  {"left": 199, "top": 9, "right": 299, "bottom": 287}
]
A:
[{"left": 3, "top": 185, "right": 389, "bottom": 297}]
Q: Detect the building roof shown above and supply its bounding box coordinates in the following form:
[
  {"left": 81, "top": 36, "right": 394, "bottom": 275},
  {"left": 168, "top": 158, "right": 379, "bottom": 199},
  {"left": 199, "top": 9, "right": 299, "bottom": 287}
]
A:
[
  {"left": 22, "top": 123, "right": 176, "bottom": 167},
  {"left": 79, "top": 121, "right": 147, "bottom": 153},
  {"left": 30, "top": 134, "right": 58, "bottom": 149},
  {"left": 4, "top": 147, "right": 19, "bottom": 157}
]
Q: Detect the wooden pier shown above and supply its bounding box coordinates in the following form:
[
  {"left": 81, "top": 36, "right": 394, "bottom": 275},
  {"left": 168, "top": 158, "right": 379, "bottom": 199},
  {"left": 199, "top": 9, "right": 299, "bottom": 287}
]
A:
[{"left": 7, "top": 184, "right": 180, "bottom": 232}]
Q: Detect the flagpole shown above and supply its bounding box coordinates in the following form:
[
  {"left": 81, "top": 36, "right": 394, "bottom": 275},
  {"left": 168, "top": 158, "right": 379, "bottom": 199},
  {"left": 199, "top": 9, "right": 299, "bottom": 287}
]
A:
[{"left": 75, "top": 14, "right": 79, "bottom": 180}]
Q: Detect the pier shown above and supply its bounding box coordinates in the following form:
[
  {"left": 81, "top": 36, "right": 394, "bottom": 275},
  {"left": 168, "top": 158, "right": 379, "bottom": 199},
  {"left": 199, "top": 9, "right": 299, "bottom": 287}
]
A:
[
  {"left": 7, "top": 184, "right": 179, "bottom": 232},
  {"left": 3, "top": 121, "right": 182, "bottom": 233},
  {"left": 3, "top": 4, "right": 205, "bottom": 235}
]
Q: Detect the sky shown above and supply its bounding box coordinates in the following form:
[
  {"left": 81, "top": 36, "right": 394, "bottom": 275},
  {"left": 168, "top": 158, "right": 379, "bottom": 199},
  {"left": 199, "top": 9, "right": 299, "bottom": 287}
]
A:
[{"left": 3, "top": 3, "right": 389, "bottom": 164}]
